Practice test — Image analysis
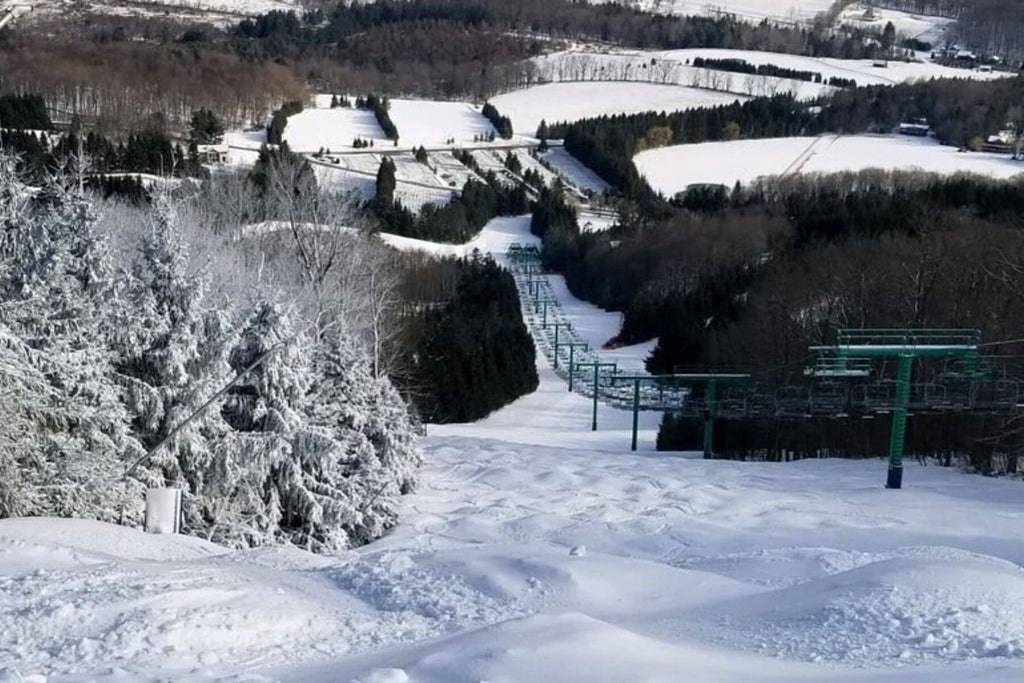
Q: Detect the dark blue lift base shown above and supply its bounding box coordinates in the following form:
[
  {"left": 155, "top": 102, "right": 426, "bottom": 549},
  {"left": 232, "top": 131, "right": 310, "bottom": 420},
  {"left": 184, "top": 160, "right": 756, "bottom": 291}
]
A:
[{"left": 886, "top": 465, "right": 904, "bottom": 489}]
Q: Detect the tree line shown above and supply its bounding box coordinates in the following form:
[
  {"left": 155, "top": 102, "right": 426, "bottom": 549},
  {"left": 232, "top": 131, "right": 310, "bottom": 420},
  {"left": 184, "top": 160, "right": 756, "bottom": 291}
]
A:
[
  {"left": 482, "top": 102, "right": 513, "bottom": 139},
  {"left": 395, "top": 253, "right": 538, "bottom": 422},
  {"left": 691, "top": 56, "right": 856, "bottom": 87}
]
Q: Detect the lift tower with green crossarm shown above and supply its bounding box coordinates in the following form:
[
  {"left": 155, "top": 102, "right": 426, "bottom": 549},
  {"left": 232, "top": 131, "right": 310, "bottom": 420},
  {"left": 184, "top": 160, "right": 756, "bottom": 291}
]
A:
[
  {"left": 574, "top": 361, "right": 618, "bottom": 431},
  {"left": 810, "top": 329, "right": 981, "bottom": 489}
]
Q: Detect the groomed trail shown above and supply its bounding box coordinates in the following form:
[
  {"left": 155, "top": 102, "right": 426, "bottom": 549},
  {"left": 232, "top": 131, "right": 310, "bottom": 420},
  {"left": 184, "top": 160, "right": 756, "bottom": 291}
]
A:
[{"left": 3, "top": 217, "right": 1024, "bottom": 683}]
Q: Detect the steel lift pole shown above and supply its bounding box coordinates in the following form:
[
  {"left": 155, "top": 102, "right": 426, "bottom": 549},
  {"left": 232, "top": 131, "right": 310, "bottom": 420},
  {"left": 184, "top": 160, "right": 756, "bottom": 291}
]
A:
[
  {"left": 575, "top": 361, "right": 618, "bottom": 431},
  {"left": 811, "top": 329, "right": 981, "bottom": 489}
]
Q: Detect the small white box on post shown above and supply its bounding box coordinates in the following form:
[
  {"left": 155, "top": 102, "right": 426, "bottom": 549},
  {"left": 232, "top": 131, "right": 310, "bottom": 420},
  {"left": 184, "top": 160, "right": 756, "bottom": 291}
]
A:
[{"left": 145, "top": 488, "right": 182, "bottom": 534}]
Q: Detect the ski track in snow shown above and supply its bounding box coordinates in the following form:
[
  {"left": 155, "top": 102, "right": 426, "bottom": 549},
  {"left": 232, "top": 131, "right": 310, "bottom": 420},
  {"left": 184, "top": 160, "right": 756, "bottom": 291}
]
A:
[{"left": 4, "top": 217, "right": 1024, "bottom": 683}]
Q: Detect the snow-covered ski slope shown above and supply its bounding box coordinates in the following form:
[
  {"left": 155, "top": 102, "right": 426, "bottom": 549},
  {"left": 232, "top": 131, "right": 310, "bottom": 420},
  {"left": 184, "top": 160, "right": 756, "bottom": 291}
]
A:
[
  {"left": 636, "top": 134, "right": 1024, "bottom": 194},
  {"left": 6, "top": 216, "right": 1024, "bottom": 683}
]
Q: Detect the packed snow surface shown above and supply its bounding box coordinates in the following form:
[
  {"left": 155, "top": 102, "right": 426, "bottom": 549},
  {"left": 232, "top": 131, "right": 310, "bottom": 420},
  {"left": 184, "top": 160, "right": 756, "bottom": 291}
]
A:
[
  {"left": 5, "top": 218, "right": 1024, "bottom": 682},
  {"left": 636, "top": 134, "right": 1024, "bottom": 194},
  {"left": 491, "top": 82, "right": 746, "bottom": 137}
]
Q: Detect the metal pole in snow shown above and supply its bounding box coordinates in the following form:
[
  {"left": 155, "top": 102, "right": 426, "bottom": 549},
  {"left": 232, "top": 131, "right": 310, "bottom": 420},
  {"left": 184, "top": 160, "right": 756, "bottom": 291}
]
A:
[{"left": 631, "top": 378, "right": 641, "bottom": 452}]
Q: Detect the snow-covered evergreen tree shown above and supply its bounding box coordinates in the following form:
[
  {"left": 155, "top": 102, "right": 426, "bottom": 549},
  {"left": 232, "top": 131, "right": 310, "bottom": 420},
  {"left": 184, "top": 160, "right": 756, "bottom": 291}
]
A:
[
  {"left": 212, "top": 303, "right": 421, "bottom": 552},
  {"left": 111, "top": 198, "right": 236, "bottom": 527},
  {"left": 305, "top": 331, "right": 421, "bottom": 547},
  {"left": 210, "top": 301, "right": 307, "bottom": 546},
  {"left": 0, "top": 158, "right": 147, "bottom": 522},
  {"left": 0, "top": 159, "right": 423, "bottom": 551}
]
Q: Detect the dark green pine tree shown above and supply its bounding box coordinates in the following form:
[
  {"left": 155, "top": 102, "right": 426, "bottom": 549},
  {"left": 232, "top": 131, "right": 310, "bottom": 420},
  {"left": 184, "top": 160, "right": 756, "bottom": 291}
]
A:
[{"left": 375, "top": 156, "right": 397, "bottom": 207}]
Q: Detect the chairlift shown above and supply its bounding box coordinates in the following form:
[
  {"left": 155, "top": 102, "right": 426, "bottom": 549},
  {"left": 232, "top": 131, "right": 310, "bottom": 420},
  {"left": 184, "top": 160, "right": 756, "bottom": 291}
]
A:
[
  {"left": 717, "top": 386, "right": 749, "bottom": 418},
  {"left": 973, "top": 379, "right": 1020, "bottom": 412},
  {"left": 808, "top": 382, "right": 848, "bottom": 415},
  {"left": 851, "top": 380, "right": 896, "bottom": 413},
  {"left": 930, "top": 378, "right": 973, "bottom": 411},
  {"left": 775, "top": 386, "right": 810, "bottom": 418},
  {"left": 746, "top": 388, "right": 776, "bottom": 418}
]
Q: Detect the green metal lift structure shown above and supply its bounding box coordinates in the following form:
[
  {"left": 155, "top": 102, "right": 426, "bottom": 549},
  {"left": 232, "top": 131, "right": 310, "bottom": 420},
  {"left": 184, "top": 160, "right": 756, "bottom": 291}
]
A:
[
  {"left": 558, "top": 342, "right": 590, "bottom": 391},
  {"left": 610, "top": 372, "right": 752, "bottom": 453},
  {"left": 509, "top": 243, "right": 1018, "bottom": 489},
  {"left": 574, "top": 361, "right": 618, "bottom": 431},
  {"left": 810, "top": 329, "right": 982, "bottom": 489},
  {"left": 544, "top": 322, "right": 574, "bottom": 369}
]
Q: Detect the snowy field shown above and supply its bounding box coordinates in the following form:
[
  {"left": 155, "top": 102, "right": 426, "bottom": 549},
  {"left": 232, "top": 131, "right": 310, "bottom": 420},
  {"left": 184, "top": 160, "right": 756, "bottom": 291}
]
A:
[
  {"left": 311, "top": 155, "right": 458, "bottom": 213},
  {"left": 645, "top": 48, "right": 1008, "bottom": 87},
  {"left": 606, "top": 0, "right": 957, "bottom": 41},
  {"left": 388, "top": 100, "right": 499, "bottom": 147},
  {"left": 5, "top": 215, "right": 1024, "bottom": 682},
  {"left": 491, "top": 82, "right": 746, "bottom": 137},
  {"left": 509, "top": 149, "right": 561, "bottom": 188},
  {"left": 636, "top": 134, "right": 1024, "bottom": 194},
  {"left": 283, "top": 103, "right": 389, "bottom": 153}
]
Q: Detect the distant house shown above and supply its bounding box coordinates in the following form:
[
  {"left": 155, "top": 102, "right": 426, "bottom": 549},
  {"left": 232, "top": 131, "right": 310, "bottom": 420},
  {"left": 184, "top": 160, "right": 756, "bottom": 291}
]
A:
[
  {"left": 196, "top": 143, "right": 229, "bottom": 165},
  {"left": 982, "top": 127, "right": 1017, "bottom": 154},
  {"left": 899, "top": 119, "right": 930, "bottom": 136}
]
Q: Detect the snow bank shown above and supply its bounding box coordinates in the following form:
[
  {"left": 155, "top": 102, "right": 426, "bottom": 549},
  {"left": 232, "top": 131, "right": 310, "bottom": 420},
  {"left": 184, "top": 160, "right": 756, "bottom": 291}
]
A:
[
  {"left": 0, "top": 517, "right": 225, "bottom": 566},
  {"left": 8, "top": 447, "right": 1024, "bottom": 681},
  {"left": 693, "top": 548, "right": 1024, "bottom": 665}
]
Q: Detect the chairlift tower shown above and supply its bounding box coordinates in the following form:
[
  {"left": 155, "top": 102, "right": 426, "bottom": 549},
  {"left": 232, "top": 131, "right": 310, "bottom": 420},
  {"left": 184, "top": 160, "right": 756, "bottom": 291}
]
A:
[
  {"left": 545, "top": 322, "right": 574, "bottom": 369},
  {"left": 574, "top": 361, "right": 618, "bottom": 431},
  {"left": 810, "top": 329, "right": 981, "bottom": 489},
  {"left": 533, "top": 297, "right": 559, "bottom": 326},
  {"left": 558, "top": 342, "right": 590, "bottom": 391},
  {"left": 613, "top": 372, "right": 751, "bottom": 453}
]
